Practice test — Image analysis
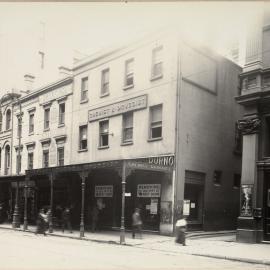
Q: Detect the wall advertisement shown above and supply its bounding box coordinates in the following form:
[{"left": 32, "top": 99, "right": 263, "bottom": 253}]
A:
[
  {"left": 95, "top": 185, "right": 113, "bottom": 197},
  {"left": 137, "top": 184, "right": 161, "bottom": 197}
]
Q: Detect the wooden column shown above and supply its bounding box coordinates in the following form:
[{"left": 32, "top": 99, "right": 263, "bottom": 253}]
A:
[
  {"left": 120, "top": 161, "right": 126, "bottom": 244},
  {"left": 49, "top": 171, "right": 54, "bottom": 233},
  {"left": 23, "top": 176, "right": 29, "bottom": 231},
  {"left": 79, "top": 171, "right": 88, "bottom": 238}
]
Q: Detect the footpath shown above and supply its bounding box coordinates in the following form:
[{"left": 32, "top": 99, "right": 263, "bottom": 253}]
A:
[{"left": 0, "top": 223, "right": 270, "bottom": 266}]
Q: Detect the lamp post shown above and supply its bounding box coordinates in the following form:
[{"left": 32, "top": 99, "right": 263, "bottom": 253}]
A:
[{"left": 0, "top": 92, "right": 22, "bottom": 228}]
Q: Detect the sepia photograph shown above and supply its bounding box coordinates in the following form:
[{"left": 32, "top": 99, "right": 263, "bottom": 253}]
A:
[{"left": 0, "top": 1, "right": 269, "bottom": 269}]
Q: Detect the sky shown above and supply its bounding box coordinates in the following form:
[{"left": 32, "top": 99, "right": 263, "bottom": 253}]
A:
[{"left": 0, "top": 2, "right": 262, "bottom": 96}]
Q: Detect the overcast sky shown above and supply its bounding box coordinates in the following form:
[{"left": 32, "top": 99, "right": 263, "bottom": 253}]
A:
[{"left": 0, "top": 2, "right": 261, "bottom": 95}]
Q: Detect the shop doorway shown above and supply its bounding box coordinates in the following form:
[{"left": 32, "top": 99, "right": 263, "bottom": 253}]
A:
[
  {"left": 264, "top": 172, "right": 270, "bottom": 241},
  {"left": 184, "top": 170, "right": 205, "bottom": 230}
]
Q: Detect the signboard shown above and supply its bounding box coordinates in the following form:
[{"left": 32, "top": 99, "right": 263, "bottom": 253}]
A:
[
  {"left": 150, "top": 198, "right": 158, "bottom": 214},
  {"left": 240, "top": 184, "right": 253, "bottom": 217},
  {"left": 137, "top": 184, "right": 161, "bottom": 197},
  {"left": 183, "top": 200, "right": 190, "bottom": 216},
  {"left": 95, "top": 185, "right": 113, "bottom": 197},
  {"left": 89, "top": 95, "right": 147, "bottom": 122}
]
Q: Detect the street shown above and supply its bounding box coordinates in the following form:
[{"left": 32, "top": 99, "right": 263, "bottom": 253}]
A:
[{"left": 0, "top": 230, "right": 267, "bottom": 270}]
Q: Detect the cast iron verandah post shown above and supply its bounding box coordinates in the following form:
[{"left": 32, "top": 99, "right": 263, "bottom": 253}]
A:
[
  {"left": 79, "top": 171, "right": 87, "bottom": 238},
  {"left": 23, "top": 175, "right": 29, "bottom": 231},
  {"left": 49, "top": 171, "right": 54, "bottom": 233},
  {"left": 120, "top": 160, "right": 126, "bottom": 245}
]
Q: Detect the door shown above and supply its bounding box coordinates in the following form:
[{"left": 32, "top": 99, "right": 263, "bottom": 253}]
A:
[{"left": 264, "top": 173, "right": 270, "bottom": 241}]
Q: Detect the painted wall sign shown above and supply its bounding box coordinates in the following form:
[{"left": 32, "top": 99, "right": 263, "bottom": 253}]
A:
[
  {"left": 137, "top": 184, "right": 161, "bottom": 197},
  {"left": 88, "top": 95, "right": 147, "bottom": 122},
  {"left": 95, "top": 185, "right": 113, "bottom": 197}
]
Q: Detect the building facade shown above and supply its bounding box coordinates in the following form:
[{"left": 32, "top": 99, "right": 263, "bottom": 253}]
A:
[
  {"left": 0, "top": 31, "right": 242, "bottom": 236},
  {"left": 236, "top": 2, "right": 270, "bottom": 243}
]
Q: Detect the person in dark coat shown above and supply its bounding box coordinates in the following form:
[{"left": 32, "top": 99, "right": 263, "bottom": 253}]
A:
[
  {"left": 91, "top": 205, "right": 99, "bottom": 232},
  {"left": 35, "top": 209, "right": 48, "bottom": 236},
  {"left": 61, "top": 207, "right": 72, "bottom": 233},
  {"left": 132, "top": 208, "right": 142, "bottom": 239}
]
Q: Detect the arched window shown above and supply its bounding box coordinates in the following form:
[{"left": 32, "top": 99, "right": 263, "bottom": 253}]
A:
[
  {"left": 5, "top": 145, "right": 10, "bottom": 175},
  {"left": 6, "top": 109, "right": 11, "bottom": 130},
  {"left": 0, "top": 112, "right": 2, "bottom": 132}
]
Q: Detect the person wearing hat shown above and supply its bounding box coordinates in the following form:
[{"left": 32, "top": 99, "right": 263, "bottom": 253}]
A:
[{"left": 132, "top": 208, "right": 142, "bottom": 239}]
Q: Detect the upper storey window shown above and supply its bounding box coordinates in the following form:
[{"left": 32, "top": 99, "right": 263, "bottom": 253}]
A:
[
  {"left": 44, "top": 107, "right": 50, "bottom": 130},
  {"left": 6, "top": 109, "right": 11, "bottom": 130},
  {"left": 59, "top": 102, "right": 65, "bottom": 126},
  {"left": 124, "top": 59, "right": 134, "bottom": 88},
  {"left": 149, "top": 104, "right": 163, "bottom": 140},
  {"left": 101, "top": 69, "right": 110, "bottom": 97},
  {"left": 81, "top": 77, "right": 88, "bottom": 102},
  {"left": 151, "top": 46, "right": 163, "bottom": 79}
]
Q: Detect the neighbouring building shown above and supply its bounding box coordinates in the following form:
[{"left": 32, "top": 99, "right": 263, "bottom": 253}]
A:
[
  {"left": 0, "top": 30, "right": 242, "bottom": 236},
  {"left": 236, "top": 2, "right": 270, "bottom": 243}
]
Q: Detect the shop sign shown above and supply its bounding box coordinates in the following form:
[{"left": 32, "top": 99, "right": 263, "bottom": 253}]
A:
[
  {"left": 137, "top": 184, "right": 161, "bottom": 197},
  {"left": 95, "top": 185, "right": 113, "bottom": 197},
  {"left": 88, "top": 95, "right": 147, "bottom": 122},
  {"left": 183, "top": 200, "right": 190, "bottom": 216},
  {"left": 11, "top": 181, "right": 35, "bottom": 188},
  {"left": 240, "top": 184, "right": 253, "bottom": 217}
]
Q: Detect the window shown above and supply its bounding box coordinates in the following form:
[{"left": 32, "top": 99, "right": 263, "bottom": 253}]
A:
[
  {"left": 57, "top": 147, "right": 64, "bottom": 166},
  {"left": 125, "top": 59, "right": 134, "bottom": 87},
  {"left": 29, "top": 113, "right": 34, "bottom": 134},
  {"left": 233, "top": 174, "right": 241, "bottom": 188},
  {"left": 213, "top": 170, "right": 222, "bottom": 185},
  {"left": 81, "top": 77, "right": 88, "bottom": 101},
  {"left": 101, "top": 69, "right": 110, "bottom": 96},
  {"left": 122, "top": 112, "right": 133, "bottom": 144},
  {"left": 99, "top": 120, "right": 109, "bottom": 147},
  {"left": 152, "top": 46, "right": 163, "bottom": 78},
  {"left": 0, "top": 112, "right": 2, "bottom": 132},
  {"left": 4, "top": 145, "right": 10, "bottom": 175},
  {"left": 28, "top": 152, "right": 34, "bottom": 170},
  {"left": 17, "top": 117, "right": 22, "bottom": 137},
  {"left": 6, "top": 109, "right": 11, "bottom": 130},
  {"left": 59, "top": 103, "right": 65, "bottom": 125},
  {"left": 247, "top": 76, "right": 257, "bottom": 88},
  {"left": 44, "top": 107, "right": 50, "bottom": 130},
  {"left": 79, "top": 125, "right": 88, "bottom": 150},
  {"left": 149, "top": 104, "right": 162, "bottom": 139},
  {"left": 43, "top": 150, "right": 49, "bottom": 168}
]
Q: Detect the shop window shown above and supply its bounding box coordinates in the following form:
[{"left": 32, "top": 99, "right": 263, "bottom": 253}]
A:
[
  {"left": 79, "top": 125, "right": 87, "bottom": 150},
  {"left": 149, "top": 104, "right": 162, "bottom": 140},
  {"left": 29, "top": 113, "right": 34, "bottom": 134},
  {"left": 101, "top": 69, "right": 109, "bottom": 96},
  {"left": 233, "top": 174, "right": 241, "bottom": 188},
  {"left": 81, "top": 77, "right": 88, "bottom": 101},
  {"left": 99, "top": 120, "right": 109, "bottom": 147},
  {"left": 28, "top": 152, "right": 34, "bottom": 170},
  {"left": 57, "top": 147, "right": 64, "bottom": 166},
  {"left": 59, "top": 102, "right": 65, "bottom": 126},
  {"left": 42, "top": 150, "right": 49, "bottom": 168},
  {"left": 44, "top": 107, "right": 50, "bottom": 130},
  {"left": 213, "top": 170, "right": 222, "bottom": 186},
  {"left": 122, "top": 112, "right": 133, "bottom": 144},
  {"left": 151, "top": 46, "right": 163, "bottom": 79},
  {"left": 6, "top": 109, "right": 11, "bottom": 130},
  {"left": 124, "top": 59, "right": 134, "bottom": 87}
]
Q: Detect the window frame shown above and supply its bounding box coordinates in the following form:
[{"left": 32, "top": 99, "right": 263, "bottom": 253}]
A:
[
  {"left": 124, "top": 59, "right": 134, "bottom": 88},
  {"left": 58, "top": 102, "right": 65, "bottom": 126},
  {"left": 28, "top": 152, "right": 34, "bottom": 170},
  {"left": 57, "top": 147, "right": 64, "bottom": 166},
  {"left": 79, "top": 125, "right": 88, "bottom": 151},
  {"left": 122, "top": 112, "right": 133, "bottom": 144},
  {"left": 81, "top": 77, "right": 88, "bottom": 102},
  {"left": 99, "top": 120, "right": 109, "bottom": 148},
  {"left": 29, "top": 113, "right": 34, "bottom": 134},
  {"left": 149, "top": 104, "right": 163, "bottom": 141},
  {"left": 6, "top": 109, "right": 11, "bottom": 130},
  {"left": 101, "top": 68, "right": 110, "bottom": 97},
  {"left": 151, "top": 46, "right": 163, "bottom": 79},
  {"left": 42, "top": 150, "right": 49, "bottom": 168},
  {"left": 44, "top": 107, "right": 50, "bottom": 130}
]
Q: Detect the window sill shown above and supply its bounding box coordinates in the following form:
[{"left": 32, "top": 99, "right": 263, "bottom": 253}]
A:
[
  {"left": 28, "top": 132, "right": 34, "bottom": 136},
  {"left": 147, "top": 137, "right": 163, "bottom": 142},
  {"left": 121, "top": 141, "right": 133, "bottom": 146},
  {"left": 58, "top": 123, "right": 65, "bottom": 128},
  {"left": 150, "top": 74, "right": 163, "bottom": 81},
  {"left": 100, "top": 92, "right": 109, "bottom": 98},
  {"left": 44, "top": 128, "right": 50, "bottom": 132},
  {"left": 98, "top": 145, "right": 109, "bottom": 150},
  {"left": 78, "top": 148, "right": 88, "bottom": 153},
  {"left": 123, "top": 84, "right": 134, "bottom": 91},
  {"left": 80, "top": 98, "right": 89, "bottom": 104}
]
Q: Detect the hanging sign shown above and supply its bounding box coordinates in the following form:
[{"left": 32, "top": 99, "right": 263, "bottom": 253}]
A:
[
  {"left": 137, "top": 184, "right": 161, "bottom": 197},
  {"left": 95, "top": 185, "right": 113, "bottom": 197}
]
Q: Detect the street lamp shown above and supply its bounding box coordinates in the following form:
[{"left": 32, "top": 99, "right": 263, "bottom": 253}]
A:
[{"left": 0, "top": 92, "right": 22, "bottom": 228}]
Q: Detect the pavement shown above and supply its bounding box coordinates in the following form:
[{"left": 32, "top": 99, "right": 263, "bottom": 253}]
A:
[{"left": 0, "top": 223, "right": 270, "bottom": 267}]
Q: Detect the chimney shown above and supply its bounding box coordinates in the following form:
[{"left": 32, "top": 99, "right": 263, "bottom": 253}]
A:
[
  {"left": 59, "top": 66, "right": 72, "bottom": 78},
  {"left": 24, "top": 74, "right": 35, "bottom": 93}
]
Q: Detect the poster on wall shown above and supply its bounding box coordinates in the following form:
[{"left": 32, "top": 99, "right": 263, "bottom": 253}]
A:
[
  {"left": 137, "top": 184, "right": 161, "bottom": 197},
  {"left": 240, "top": 184, "right": 253, "bottom": 217},
  {"left": 95, "top": 185, "right": 113, "bottom": 197},
  {"left": 150, "top": 198, "right": 158, "bottom": 214},
  {"left": 183, "top": 200, "right": 190, "bottom": 216}
]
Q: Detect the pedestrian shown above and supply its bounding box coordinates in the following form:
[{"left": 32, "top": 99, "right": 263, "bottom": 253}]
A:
[
  {"left": 132, "top": 208, "right": 142, "bottom": 239},
  {"left": 35, "top": 208, "right": 48, "bottom": 236},
  {"left": 175, "top": 216, "right": 187, "bottom": 246},
  {"left": 61, "top": 207, "right": 72, "bottom": 233},
  {"left": 91, "top": 204, "right": 99, "bottom": 232}
]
